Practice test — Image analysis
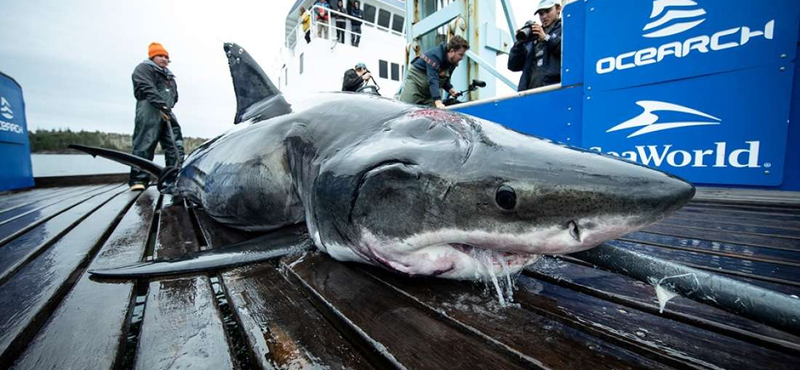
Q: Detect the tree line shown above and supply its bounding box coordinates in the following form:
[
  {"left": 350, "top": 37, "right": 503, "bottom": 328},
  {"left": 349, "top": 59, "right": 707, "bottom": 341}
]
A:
[{"left": 28, "top": 129, "right": 208, "bottom": 154}]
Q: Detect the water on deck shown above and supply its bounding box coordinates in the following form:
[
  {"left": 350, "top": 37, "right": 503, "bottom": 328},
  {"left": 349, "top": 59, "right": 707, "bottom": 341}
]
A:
[{"left": 0, "top": 176, "right": 798, "bottom": 369}]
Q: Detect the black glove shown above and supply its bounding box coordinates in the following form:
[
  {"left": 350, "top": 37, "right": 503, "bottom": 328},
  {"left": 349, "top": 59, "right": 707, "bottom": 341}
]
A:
[{"left": 160, "top": 106, "right": 171, "bottom": 114}]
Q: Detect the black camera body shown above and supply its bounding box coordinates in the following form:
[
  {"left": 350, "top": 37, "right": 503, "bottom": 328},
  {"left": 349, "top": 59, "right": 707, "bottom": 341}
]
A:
[{"left": 515, "top": 20, "right": 539, "bottom": 42}]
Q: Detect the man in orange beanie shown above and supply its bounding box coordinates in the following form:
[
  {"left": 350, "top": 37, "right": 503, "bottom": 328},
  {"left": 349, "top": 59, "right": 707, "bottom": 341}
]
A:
[{"left": 129, "top": 42, "right": 185, "bottom": 191}]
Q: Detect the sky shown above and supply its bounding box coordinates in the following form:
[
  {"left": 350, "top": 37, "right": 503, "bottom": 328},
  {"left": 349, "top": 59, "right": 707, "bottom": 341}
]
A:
[{"left": 2, "top": 0, "right": 538, "bottom": 139}]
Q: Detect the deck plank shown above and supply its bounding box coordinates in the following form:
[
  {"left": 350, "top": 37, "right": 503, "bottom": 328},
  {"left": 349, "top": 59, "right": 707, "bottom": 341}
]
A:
[
  {"left": 643, "top": 223, "right": 800, "bottom": 252},
  {"left": 0, "top": 186, "right": 126, "bottom": 283},
  {"left": 193, "top": 210, "right": 376, "bottom": 369},
  {"left": 283, "top": 252, "right": 539, "bottom": 370},
  {"left": 0, "top": 185, "right": 105, "bottom": 225},
  {"left": 0, "top": 184, "right": 120, "bottom": 247},
  {"left": 0, "top": 189, "right": 138, "bottom": 365},
  {"left": 672, "top": 208, "right": 800, "bottom": 230},
  {"left": 360, "top": 265, "right": 675, "bottom": 370},
  {"left": 525, "top": 257, "right": 800, "bottom": 354},
  {"left": 513, "top": 274, "right": 800, "bottom": 370},
  {"left": 607, "top": 240, "right": 800, "bottom": 288},
  {"left": 0, "top": 186, "right": 89, "bottom": 216},
  {"left": 10, "top": 189, "right": 158, "bottom": 370},
  {"left": 134, "top": 195, "right": 235, "bottom": 370},
  {"left": 621, "top": 231, "right": 800, "bottom": 268},
  {"left": 658, "top": 216, "right": 800, "bottom": 239}
]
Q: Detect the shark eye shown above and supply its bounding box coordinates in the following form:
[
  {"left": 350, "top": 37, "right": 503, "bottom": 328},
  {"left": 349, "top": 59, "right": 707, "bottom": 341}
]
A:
[{"left": 495, "top": 185, "right": 516, "bottom": 210}]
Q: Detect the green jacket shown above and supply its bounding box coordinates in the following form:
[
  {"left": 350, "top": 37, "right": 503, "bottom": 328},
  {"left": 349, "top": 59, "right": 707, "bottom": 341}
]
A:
[{"left": 132, "top": 59, "right": 178, "bottom": 124}]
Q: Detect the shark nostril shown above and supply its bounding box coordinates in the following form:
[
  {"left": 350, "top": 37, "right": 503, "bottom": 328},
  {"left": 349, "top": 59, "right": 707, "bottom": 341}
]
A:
[
  {"left": 495, "top": 185, "right": 517, "bottom": 210},
  {"left": 568, "top": 220, "right": 581, "bottom": 242}
]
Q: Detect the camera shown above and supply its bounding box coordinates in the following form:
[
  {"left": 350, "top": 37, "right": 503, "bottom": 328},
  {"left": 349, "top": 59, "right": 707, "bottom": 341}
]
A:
[{"left": 515, "top": 20, "right": 539, "bottom": 42}]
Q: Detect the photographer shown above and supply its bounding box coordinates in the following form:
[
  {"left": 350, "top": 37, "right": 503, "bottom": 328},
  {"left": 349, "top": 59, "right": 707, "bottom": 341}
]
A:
[
  {"left": 342, "top": 63, "right": 371, "bottom": 92},
  {"left": 508, "top": 0, "right": 562, "bottom": 91},
  {"left": 399, "top": 35, "right": 469, "bottom": 109}
]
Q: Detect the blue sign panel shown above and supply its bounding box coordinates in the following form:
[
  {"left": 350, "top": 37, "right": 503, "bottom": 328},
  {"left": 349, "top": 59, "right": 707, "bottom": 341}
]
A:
[
  {"left": 582, "top": 65, "right": 793, "bottom": 186},
  {"left": 584, "top": 0, "right": 800, "bottom": 92},
  {"left": 0, "top": 72, "right": 34, "bottom": 191},
  {"left": 560, "top": 0, "right": 585, "bottom": 87},
  {"left": 0, "top": 73, "right": 28, "bottom": 145},
  {"left": 455, "top": 86, "right": 583, "bottom": 144}
]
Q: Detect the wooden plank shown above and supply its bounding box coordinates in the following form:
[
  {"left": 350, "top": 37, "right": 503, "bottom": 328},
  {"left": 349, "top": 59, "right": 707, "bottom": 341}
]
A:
[
  {"left": 643, "top": 223, "right": 800, "bottom": 252},
  {"left": 0, "top": 186, "right": 127, "bottom": 284},
  {"left": 672, "top": 208, "right": 800, "bottom": 231},
  {"left": 11, "top": 188, "right": 159, "bottom": 370},
  {"left": 0, "top": 185, "right": 101, "bottom": 224},
  {"left": 0, "top": 186, "right": 87, "bottom": 214},
  {"left": 134, "top": 195, "right": 235, "bottom": 370},
  {"left": 607, "top": 240, "right": 800, "bottom": 288},
  {"left": 283, "top": 252, "right": 540, "bottom": 370},
  {"left": 193, "top": 210, "right": 375, "bottom": 369},
  {"left": 657, "top": 216, "right": 800, "bottom": 240},
  {"left": 222, "top": 264, "right": 376, "bottom": 370},
  {"left": 621, "top": 231, "right": 800, "bottom": 268},
  {"left": 0, "top": 189, "right": 138, "bottom": 365},
  {"left": 685, "top": 202, "right": 800, "bottom": 217},
  {"left": 0, "top": 184, "right": 120, "bottom": 247},
  {"left": 525, "top": 257, "right": 800, "bottom": 354},
  {"left": 359, "top": 265, "right": 675, "bottom": 370},
  {"left": 512, "top": 273, "right": 800, "bottom": 369}
]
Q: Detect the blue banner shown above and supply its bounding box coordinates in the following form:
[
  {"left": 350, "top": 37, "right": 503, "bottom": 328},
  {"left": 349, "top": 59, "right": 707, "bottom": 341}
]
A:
[
  {"left": 0, "top": 73, "right": 28, "bottom": 145},
  {"left": 584, "top": 0, "right": 800, "bottom": 92},
  {"left": 583, "top": 65, "right": 793, "bottom": 186}
]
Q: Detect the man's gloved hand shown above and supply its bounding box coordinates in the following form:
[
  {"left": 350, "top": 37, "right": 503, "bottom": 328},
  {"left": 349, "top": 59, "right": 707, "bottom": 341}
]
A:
[{"left": 160, "top": 106, "right": 171, "bottom": 114}]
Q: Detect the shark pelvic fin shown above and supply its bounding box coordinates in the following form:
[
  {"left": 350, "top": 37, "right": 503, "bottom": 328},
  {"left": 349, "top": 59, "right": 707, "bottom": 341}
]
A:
[{"left": 224, "top": 42, "right": 292, "bottom": 124}]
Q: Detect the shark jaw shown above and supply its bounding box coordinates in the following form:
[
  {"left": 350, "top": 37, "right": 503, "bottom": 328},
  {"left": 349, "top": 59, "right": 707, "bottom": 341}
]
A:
[{"left": 319, "top": 214, "right": 648, "bottom": 280}]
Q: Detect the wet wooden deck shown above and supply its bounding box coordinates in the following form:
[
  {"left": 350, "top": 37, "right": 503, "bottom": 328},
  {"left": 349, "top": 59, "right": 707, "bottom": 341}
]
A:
[{"left": 0, "top": 182, "right": 798, "bottom": 369}]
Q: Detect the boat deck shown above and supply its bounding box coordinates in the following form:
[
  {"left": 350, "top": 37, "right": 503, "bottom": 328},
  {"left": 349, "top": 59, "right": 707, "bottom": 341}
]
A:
[{"left": 0, "top": 180, "right": 798, "bottom": 369}]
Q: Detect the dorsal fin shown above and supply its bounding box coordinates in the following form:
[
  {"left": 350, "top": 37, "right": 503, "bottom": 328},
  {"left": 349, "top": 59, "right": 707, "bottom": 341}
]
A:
[{"left": 224, "top": 42, "right": 292, "bottom": 124}]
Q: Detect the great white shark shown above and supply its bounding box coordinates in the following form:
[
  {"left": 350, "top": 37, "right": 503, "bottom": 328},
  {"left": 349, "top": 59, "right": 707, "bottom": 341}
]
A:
[{"left": 73, "top": 42, "right": 696, "bottom": 280}]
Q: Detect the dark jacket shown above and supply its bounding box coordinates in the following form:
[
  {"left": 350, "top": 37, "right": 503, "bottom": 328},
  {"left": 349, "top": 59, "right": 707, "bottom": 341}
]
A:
[
  {"left": 132, "top": 59, "right": 178, "bottom": 110},
  {"left": 410, "top": 42, "right": 455, "bottom": 101},
  {"left": 349, "top": 7, "right": 363, "bottom": 27},
  {"left": 342, "top": 68, "right": 364, "bottom": 91},
  {"left": 508, "top": 18, "right": 562, "bottom": 91},
  {"left": 334, "top": 5, "right": 347, "bottom": 24}
]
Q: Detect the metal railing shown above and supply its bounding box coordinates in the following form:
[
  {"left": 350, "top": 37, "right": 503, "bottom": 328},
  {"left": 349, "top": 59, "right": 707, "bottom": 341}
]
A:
[{"left": 288, "top": 5, "right": 405, "bottom": 50}]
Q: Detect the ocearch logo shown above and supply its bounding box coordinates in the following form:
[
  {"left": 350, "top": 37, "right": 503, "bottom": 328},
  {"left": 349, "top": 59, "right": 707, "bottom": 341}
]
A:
[
  {"left": 0, "top": 97, "right": 12, "bottom": 120},
  {"left": 595, "top": 0, "right": 774, "bottom": 75},
  {"left": 591, "top": 100, "right": 761, "bottom": 169},
  {"left": 606, "top": 100, "right": 720, "bottom": 138},
  {"left": 643, "top": 0, "right": 706, "bottom": 38}
]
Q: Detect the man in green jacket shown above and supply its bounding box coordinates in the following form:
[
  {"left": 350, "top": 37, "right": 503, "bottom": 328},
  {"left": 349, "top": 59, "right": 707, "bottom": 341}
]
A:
[{"left": 129, "top": 42, "right": 185, "bottom": 191}]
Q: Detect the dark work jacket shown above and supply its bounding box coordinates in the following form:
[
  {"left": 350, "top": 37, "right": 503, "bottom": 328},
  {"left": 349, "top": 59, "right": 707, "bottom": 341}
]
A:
[
  {"left": 508, "top": 18, "right": 562, "bottom": 91},
  {"left": 132, "top": 60, "right": 178, "bottom": 110},
  {"left": 342, "top": 68, "right": 364, "bottom": 91},
  {"left": 334, "top": 5, "right": 347, "bottom": 25},
  {"left": 410, "top": 42, "right": 455, "bottom": 101},
  {"left": 349, "top": 7, "right": 363, "bottom": 27}
]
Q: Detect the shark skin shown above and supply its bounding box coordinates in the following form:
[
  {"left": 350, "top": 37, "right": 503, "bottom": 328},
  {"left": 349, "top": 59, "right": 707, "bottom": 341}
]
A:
[{"left": 80, "top": 42, "right": 696, "bottom": 280}]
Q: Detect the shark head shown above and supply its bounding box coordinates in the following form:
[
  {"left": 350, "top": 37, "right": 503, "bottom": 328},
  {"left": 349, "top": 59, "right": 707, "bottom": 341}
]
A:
[{"left": 311, "top": 107, "right": 695, "bottom": 280}]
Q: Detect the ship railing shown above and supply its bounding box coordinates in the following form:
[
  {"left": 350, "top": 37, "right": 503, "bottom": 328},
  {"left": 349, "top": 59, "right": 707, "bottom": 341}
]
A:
[{"left": 287, "top": 5, "right": 404, "bottom": 51}]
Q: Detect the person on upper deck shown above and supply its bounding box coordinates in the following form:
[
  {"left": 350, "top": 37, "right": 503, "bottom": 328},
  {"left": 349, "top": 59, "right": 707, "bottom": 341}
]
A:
[
  {"left": 342, "top": 62, "right": 372, "bottom": 92},
  {"left": 399, "top": 35, "right": 469, "bottom": 109},
  {"left": 349, "top": 1, "right": 363, "bottom": 47},
  {"left": 333, "top": 0, "right": 347, "bottom": 44},
  {"left": 508, "top": 0, "right": 562, "bottom": 91},
  {"left": 129, "top": 42, "right": 185, "bottom": 191},
  {"left": 299, "top": 6, "right": 312, "bottom": 44},
  {"left": 314, "top": 0, "right": 331, "bottom": 40}
]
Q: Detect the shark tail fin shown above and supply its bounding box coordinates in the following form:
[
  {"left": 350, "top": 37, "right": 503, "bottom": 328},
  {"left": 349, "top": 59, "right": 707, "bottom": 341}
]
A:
[
  {"left": 68, "top": 144, "right": 174, "bottom": 188},
  {"left": 224, "top": 42, "right": 292, "bottom": 124}
]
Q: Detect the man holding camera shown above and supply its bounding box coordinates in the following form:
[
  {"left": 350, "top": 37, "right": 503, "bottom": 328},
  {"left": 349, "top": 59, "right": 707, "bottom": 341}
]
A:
[
  {"left": 508, "top": 0, "right": 562, "bottom": 91},
  {"left": 399, "top": 35, "right": 470, "bottom": 109},
  {"left": 342, "top": 63, "right": 372, "bottom": 92}
]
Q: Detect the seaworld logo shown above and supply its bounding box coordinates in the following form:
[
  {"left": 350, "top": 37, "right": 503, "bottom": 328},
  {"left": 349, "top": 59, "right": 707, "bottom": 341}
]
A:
[
  {"left": 595, "top": 0, "right": 774, "bottom": 74},
  {"left": 1, "top": 97, "right": 12, "bottom": 120},
  {"left": 592, "top": 101, "right": 760, "bottom": 168},
  {"left": 606, "top": 100, "right": 720, "bottom": 138},
  {"left": 643, "top": 0, "right": 707, "bottom": 38}
]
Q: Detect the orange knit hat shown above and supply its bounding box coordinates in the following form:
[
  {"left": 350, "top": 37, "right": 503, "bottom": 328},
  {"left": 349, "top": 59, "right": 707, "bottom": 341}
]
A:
[{"left": 148, "top": 42, "right": 169, "bottom": 59}]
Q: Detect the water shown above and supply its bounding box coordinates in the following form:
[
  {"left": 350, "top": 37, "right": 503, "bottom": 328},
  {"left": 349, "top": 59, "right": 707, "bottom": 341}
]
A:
[{"left": 31, "top": 154, "right": 166, "bottom": 177}]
